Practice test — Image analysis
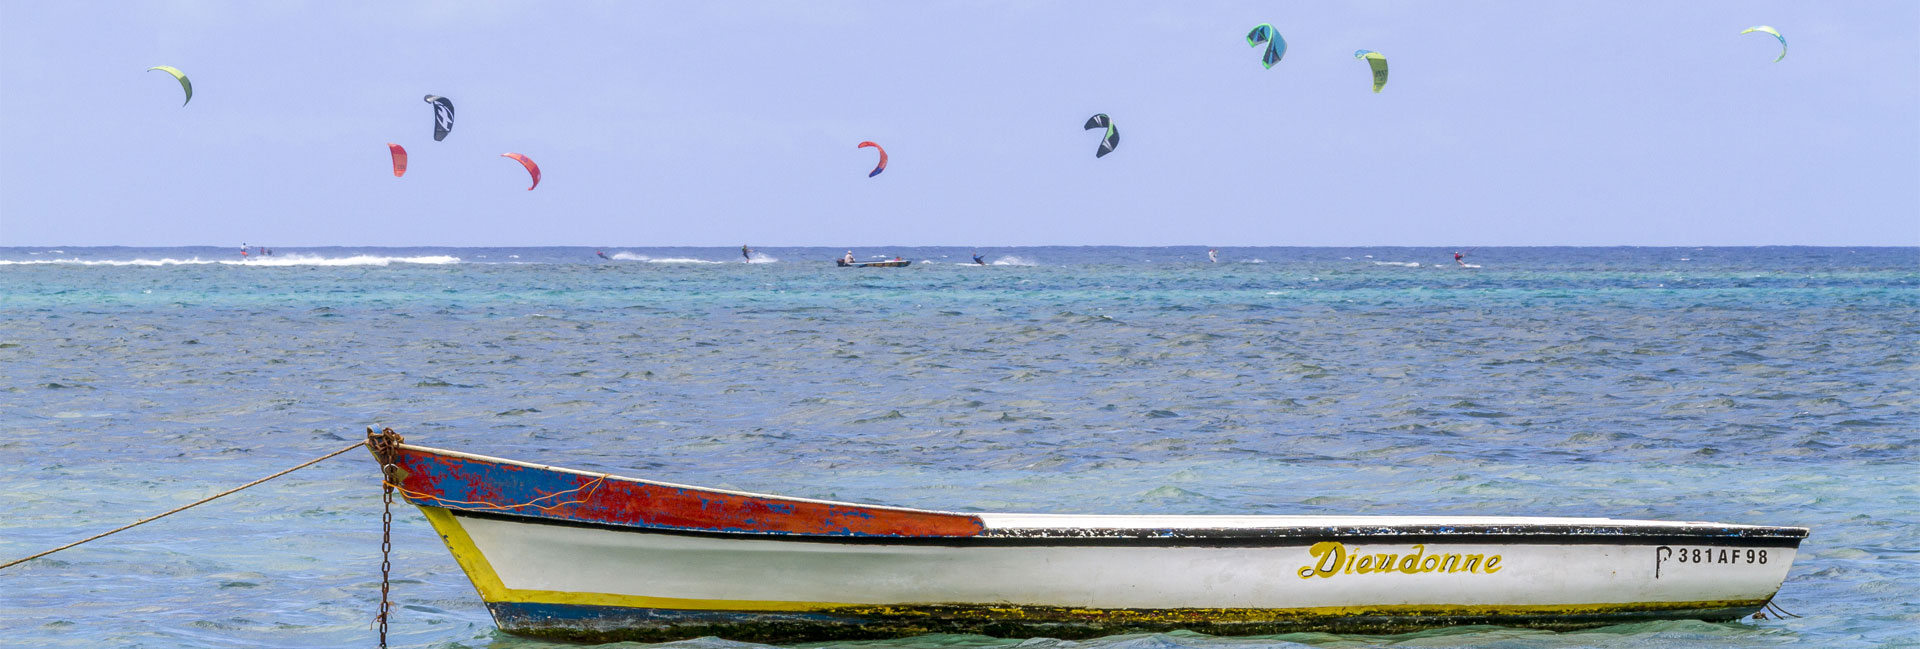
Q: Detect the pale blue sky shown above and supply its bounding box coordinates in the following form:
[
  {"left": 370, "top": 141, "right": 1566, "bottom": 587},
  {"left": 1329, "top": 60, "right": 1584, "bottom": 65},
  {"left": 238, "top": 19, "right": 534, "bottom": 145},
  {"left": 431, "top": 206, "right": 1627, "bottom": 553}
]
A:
[{"left": 1, "top": 1, "right": 1915, "bottom": 246}]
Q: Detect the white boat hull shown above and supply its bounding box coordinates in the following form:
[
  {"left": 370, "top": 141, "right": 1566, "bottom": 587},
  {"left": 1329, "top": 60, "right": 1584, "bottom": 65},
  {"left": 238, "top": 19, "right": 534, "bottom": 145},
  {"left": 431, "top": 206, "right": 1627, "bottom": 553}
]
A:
[
  {"left": 373, "top": 437, "right": 1808, "bottom": 642},
  {"left": 452, "top": 510, "right": 1794, "bottom": 611}
]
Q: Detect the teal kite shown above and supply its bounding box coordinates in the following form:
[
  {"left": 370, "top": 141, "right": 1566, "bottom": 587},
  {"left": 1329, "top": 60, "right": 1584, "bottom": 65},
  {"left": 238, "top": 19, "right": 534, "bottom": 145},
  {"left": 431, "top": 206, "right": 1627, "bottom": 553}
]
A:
[
  {"left": 147, "top": 66, "right": 191, "bottom": 105},
  {"left": 1741, "top": 26, "right": 1786, "bottom": 62},
  {"left": 1353, "top": 50, "right": 1388, "bottom": 93},
  {"left": 1246, "top": 24, "right": 1285, "bottom": 69}
]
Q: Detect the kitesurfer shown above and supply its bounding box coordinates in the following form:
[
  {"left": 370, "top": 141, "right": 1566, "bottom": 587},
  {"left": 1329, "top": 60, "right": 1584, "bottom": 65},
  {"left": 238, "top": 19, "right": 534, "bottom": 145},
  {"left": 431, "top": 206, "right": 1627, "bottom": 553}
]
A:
[
  {"left": 597, "top": 251, "right": 610, "bottom": 260},
  {"left": 240, "top": 244, "right": 248, "bottom": 259},
  {"left": 973, "top": 253, "right": 986, "bottom": 265},
  {"left": 742, "top": 245, "right": 753, "bottom": 261},
  {"left": 1208, "top": 249, "right": 1219, "bottom": 263},
  {"left": 1454, "top": 251, "right": 1466, "bottom": 266}
]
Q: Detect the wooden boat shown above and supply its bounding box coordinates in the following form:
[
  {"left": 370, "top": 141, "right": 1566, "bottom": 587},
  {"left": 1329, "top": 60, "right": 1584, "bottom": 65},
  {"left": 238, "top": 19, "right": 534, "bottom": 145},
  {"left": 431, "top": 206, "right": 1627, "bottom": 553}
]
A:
[
  {"left": 837, "top": 258, "right": 911, "bottom": 268},
  {"left": 365, "top": 431, "right": 1807, "bottom": 644}
]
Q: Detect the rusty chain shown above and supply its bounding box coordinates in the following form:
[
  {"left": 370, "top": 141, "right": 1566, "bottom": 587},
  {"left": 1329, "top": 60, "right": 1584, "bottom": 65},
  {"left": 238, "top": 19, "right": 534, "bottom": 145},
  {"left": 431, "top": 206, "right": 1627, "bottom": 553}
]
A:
[
  {"left": 366, "top": 427, "right": 404, "bottom": 649},
  {"left": 378, "top": 461, "right": 394, "bottom": 648}
]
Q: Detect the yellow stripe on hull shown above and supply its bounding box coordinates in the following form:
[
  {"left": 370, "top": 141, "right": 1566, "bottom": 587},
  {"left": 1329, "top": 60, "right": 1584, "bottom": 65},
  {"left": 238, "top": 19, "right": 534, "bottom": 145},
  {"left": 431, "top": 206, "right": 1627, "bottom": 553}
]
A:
[
  {"left": 419, "top": 505, "right": 1770, "bottom": 623},
  {"left": 422, "top": 505, "right": 859, "bottom": 612}
]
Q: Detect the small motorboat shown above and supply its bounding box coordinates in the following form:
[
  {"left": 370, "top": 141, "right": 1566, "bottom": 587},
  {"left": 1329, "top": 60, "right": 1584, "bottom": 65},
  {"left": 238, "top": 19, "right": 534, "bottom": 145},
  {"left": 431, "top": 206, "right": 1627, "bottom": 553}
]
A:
[
  {"left": 365, "top": 430, "right": 1807, "bottom": 644},
  {"left": 837, "top": 258, "right": 910, "bottom": 268}
]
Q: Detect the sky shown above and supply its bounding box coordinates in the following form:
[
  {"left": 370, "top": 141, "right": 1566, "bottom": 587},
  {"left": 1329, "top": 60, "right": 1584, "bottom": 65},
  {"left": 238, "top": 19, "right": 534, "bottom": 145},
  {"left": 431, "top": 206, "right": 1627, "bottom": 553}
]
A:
[{"left": 0, "top": 1, "right": 1915, "bottom": 247}]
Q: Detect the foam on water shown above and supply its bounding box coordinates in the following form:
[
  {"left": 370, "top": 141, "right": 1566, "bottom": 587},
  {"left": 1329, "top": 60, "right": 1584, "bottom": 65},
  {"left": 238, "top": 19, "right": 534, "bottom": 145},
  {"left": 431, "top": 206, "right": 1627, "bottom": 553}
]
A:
[{"left": 611, "top": 252, "right": 728, "bottom": 264}]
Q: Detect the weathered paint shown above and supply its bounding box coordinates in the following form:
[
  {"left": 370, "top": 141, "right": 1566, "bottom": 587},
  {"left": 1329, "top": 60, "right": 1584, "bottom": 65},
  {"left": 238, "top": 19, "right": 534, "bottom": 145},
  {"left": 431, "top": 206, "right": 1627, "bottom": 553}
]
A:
[
  {"left": 389, "top": 443, "right": 1806, "bottom": 643},
  {"left": 389, "top": 444, "right": 984, "bottom": 537}
]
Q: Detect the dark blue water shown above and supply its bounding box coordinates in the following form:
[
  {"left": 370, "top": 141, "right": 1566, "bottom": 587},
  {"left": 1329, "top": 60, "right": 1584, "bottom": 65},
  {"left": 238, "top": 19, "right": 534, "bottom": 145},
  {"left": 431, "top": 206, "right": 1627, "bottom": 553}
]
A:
[{"left": 2, "top": 246, "right": 1915, "bottom": 648}]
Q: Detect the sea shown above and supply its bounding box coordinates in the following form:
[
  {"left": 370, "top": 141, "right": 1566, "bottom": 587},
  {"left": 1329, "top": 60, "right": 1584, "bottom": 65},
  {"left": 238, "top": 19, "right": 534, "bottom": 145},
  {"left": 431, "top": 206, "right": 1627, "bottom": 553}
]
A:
[{"left": 1, "top": 246, "right": 1915, "bottom": 648}]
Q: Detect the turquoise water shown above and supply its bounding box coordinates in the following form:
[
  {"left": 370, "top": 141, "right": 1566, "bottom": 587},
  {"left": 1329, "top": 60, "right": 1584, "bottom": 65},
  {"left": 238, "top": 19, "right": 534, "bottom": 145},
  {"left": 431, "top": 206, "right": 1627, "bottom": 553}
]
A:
[{"left": 1, "top": 246, "right": 1915, "bottom": 648}]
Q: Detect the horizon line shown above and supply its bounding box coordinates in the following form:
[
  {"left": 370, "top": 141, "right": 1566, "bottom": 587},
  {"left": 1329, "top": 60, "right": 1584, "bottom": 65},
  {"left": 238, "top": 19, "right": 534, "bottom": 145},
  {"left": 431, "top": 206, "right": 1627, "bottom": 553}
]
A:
[{"left": 4, "top": 243, "right": 1917, "bottom": 250}]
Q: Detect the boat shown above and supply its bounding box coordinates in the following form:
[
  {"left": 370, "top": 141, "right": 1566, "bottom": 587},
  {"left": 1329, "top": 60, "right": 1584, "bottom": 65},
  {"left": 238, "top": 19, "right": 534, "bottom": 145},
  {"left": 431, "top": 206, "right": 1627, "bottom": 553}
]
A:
[
  {"left": 364, "top": 429, "right": 1807, "bottom": 644},
  {"left": 838, "top": 258, "right": 911, "bottom": 268}
]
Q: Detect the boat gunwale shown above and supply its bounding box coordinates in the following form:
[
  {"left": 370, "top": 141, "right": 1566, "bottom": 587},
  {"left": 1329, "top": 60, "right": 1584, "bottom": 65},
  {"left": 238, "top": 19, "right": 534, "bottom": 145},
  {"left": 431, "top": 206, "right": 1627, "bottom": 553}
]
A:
[
  {"left": 394, "top": 443, "right": 1809, "bottom": 541},
  {"left": 446, "top": 507, "right": 1809, "bottom": 547}
]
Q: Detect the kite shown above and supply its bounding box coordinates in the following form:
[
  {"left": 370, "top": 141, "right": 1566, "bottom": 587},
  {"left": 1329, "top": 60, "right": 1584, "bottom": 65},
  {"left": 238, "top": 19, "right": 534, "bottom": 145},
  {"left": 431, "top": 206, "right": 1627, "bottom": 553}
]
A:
[
  {"left": 1246, "top": 24, "right": 1286, "bottom": 69},
  {"left": 423, "top": 95, "right": 455, "bottom": 141},
  {"left": 1741, "top": 26, "right": 1787, "bottom": 62},
  {"left": 857, "top": 141, "right": 888, "bottom": 177},
  {"left": 388, "top": 143, "right": 407, "bottom": 178},
  {"left": 1354, "top": 50, "right": 1388, "bottom": 92},
  {"left": 147, "top": 66, "right": 191, "bottom": 106},
  {"left": 1084, "top": 114, "right": 1118, "bottom": 158},
  {"left": 501, "top": 153, "right": 540, "bottom": 190}
]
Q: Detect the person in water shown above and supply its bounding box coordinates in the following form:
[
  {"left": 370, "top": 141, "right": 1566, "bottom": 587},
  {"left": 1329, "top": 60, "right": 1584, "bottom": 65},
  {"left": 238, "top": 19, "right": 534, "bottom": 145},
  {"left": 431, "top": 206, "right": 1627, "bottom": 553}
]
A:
[
  {"left": 742, "top": 245, "right": 753, "bottom": 261},
  {"left": 973, "top": 253, "right": 986, "bottom": 265}
]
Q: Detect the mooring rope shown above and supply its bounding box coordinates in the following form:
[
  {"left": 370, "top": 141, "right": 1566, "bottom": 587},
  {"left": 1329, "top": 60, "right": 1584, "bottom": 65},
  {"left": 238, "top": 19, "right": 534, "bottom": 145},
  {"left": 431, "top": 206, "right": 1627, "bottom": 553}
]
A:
[{"left": 0, "top": 440, "right": 368, "bottom": 571}]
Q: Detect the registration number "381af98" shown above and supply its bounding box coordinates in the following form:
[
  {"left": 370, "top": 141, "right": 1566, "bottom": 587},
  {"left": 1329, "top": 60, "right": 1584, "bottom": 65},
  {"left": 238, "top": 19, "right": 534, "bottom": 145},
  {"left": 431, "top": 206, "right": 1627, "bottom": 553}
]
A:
[{"left": 1655, "top": 546, "right": 1769, "bottom": 578}]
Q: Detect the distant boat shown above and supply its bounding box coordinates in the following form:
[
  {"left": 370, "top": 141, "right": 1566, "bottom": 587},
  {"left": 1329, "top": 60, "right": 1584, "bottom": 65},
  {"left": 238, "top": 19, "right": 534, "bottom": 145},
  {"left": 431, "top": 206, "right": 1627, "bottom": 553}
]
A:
[
  {"left": 838, "top": 259, "right": 910, "bottom": 268},
  {"left": 366, "top": 431, "right": 1808, "bottom": 644}
]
